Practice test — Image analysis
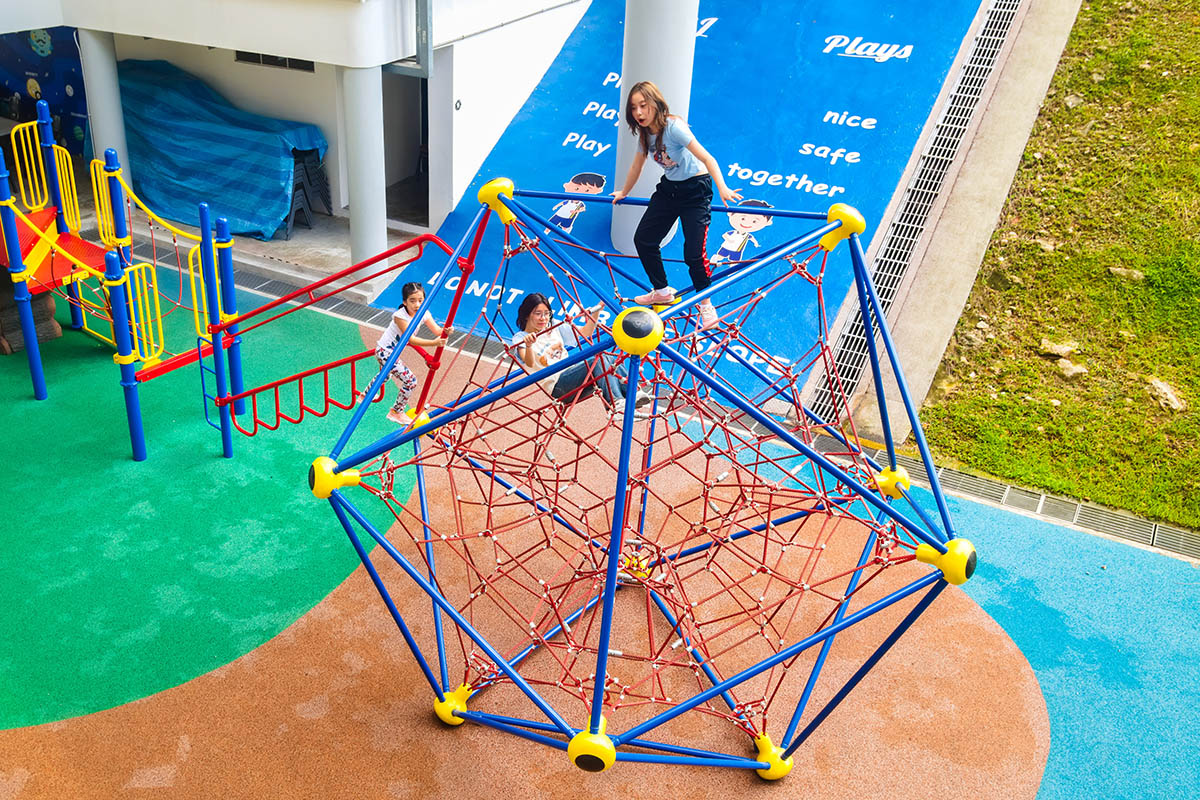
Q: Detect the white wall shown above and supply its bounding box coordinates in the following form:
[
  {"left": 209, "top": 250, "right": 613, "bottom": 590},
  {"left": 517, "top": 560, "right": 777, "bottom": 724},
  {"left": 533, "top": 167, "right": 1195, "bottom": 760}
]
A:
[
  {"left": 0, "top": 4, "right": 64, "bottom": 36},
  {"left": 427, "top": 46, "right": 455, "bottom": 226},
  {"left": 439, "top": 1, "right": 587, "bottom": 211},
  {"left": 112, "top": 36, "right": 345, "bottom": 212}
]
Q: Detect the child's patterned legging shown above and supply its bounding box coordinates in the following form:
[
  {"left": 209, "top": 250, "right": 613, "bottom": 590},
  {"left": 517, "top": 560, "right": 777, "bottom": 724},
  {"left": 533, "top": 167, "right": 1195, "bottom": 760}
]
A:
[{"left": 375, "top": 346, "right": 417, "bottom": 413}]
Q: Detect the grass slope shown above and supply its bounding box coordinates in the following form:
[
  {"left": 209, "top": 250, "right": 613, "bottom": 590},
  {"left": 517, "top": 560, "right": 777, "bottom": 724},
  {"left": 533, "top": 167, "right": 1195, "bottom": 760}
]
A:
[{"left": 922, "top": 0, "right": 1200, "bottom": 528}]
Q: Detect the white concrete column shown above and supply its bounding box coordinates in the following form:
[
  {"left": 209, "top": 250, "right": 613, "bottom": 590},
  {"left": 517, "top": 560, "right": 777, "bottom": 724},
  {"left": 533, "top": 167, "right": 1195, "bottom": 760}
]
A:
[
  {"left": 340, "top": 65, "right": 388, "bottom": 264},
  {"left": 610, "top": 0, "right": 699, "bottom": 255},
  {"left": 77, "top": 29, "right": 131, "bottom": 178}
]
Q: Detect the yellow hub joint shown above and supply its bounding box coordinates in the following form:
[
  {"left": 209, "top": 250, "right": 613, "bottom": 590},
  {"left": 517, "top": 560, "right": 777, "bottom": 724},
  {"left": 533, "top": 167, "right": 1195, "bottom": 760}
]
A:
[
  {"left": 875, "top": 465, "right": 911, "bottom": 499},
  {"left": 612, "top": 307, "right": 664, "bottom": 356},
  {"left": 433, "top": 683, "right": 471, "bottom": 726},
  {"left": 477, "top": 177, "right": 516, "bottom": 225},
  {"left": 753, "top": 733, "right": 793, "bottom": 780},
  {"left": 568, "top": 716, "right": 615, "bottom": 773},
  {"left": 819, "top": 203, "right": 866, "bottom": 251},
  {"left": 404, "top": 407, "right": 432, "bottom": 432},
  {"left": 915, "top": 538, "right": 977, "bottom": 585},
  {"left": 308, "top": 456, "right": 361, "bottom": 499}
]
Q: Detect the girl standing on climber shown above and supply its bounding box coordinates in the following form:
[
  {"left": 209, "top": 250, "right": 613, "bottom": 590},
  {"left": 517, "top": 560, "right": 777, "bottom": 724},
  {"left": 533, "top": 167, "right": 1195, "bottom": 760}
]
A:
[{"left": 610, "top": 80, "right": 742, "bottom": 330}]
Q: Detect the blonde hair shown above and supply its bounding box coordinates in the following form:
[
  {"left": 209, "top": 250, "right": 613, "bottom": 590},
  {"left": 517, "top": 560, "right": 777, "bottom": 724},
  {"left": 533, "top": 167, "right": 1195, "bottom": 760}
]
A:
[{"left": 624, "top": 80, "right": 671, "bottom": 157}]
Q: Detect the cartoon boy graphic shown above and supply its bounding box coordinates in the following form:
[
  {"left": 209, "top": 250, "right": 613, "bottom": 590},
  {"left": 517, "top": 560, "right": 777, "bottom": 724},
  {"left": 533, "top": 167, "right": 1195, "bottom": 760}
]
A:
[
  {"left": 709, "top": 199, "right": 773, "bottom": 265},
  {"left": 545, "top": 172, "right": 606, "bottom": 234}
]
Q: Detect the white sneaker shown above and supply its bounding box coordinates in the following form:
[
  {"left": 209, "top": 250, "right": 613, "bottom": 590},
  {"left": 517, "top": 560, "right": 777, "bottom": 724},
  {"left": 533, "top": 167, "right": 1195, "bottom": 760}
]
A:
[
  {"left": 633, "top": 287, "right": 676, "bottom": 306},
  {"left": 697, "top": 301, "right": 720, "bottom": 331},
  {"left": 634, "top": 389, "right": 654, "bottom": 409},
  {"left": 386, "top": 408, "right": 407, "bottom": 424}
]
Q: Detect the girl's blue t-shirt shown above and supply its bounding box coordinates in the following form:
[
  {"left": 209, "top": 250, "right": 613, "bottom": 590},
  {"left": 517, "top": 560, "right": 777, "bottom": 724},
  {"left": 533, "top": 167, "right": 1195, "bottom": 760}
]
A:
[{"left": 652, "top": 117, "right": 705, "bottom": 182}]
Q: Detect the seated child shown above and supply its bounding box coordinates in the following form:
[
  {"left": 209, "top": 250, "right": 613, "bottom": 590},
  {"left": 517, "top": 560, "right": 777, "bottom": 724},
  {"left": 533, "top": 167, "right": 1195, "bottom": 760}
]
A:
[{"left": 512, "top": 293, "right": 650, "bottom": 411}]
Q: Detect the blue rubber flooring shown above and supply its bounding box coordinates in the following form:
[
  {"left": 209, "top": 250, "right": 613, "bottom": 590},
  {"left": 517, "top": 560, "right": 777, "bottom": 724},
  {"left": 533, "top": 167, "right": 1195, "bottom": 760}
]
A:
[{"left": 913, "top": 488, "right": 1200, "bottom": 800}]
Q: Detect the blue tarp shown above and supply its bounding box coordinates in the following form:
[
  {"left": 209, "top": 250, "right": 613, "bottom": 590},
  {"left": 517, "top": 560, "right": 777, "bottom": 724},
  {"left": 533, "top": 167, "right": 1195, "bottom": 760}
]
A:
[{"left": 117, "top": 59, "right": 327, "bottom": 239}]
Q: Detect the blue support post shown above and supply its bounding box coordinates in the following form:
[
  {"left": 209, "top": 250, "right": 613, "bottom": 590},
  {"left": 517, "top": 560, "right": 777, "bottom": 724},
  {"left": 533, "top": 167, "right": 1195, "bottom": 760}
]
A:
[
  {"left": 611, "top": 570, "right": 942, "bottom": 746},
  {"left": 35, "top": 101, "right": 66, "bottom": 236},
  {"left": 781, "top": 528, "right": 879, "bottom": 748},
  {"left": 587, "top": 357, "right": 642, "bottom": 734},
  {"left": 782, "top": 578, "right": 947, "bottom": 758},
  {"left": 214, "top": 217, "right": 246, "bottom": 415},
  {"left": 332, "top": 491, "right": 576, "bottom": 737},
  {"left": 36, "top": 101, "right": 84, "bottom": 330},
  {"left": 103, "top": 251, "right": 147, "bottom": 461},
  {"left": 848, "top": 237, "right": 898, "bottom": 469},
  {"left": 659, "top": 341, "right": 945, "bottom": 553},
  {"left": 0, "top": 151, "right": 48, "bottom": 400},
  {"left": 329, "top": 206, "right": 488, "bottom": 461},
  {"left": 102, "top": 149, "right": 134, "bottom": 267},
  {"left": 413, "top": 437, "right": 450, "bottom": 692},
  {"left": 849, "top": 234, "right": 957, "bottom": 539},
  {"left": 331, "top": 492, "right": 445, "bottom": 700},
  {"left": 198, "top": 203, "right": 233, "bottom": 458}
]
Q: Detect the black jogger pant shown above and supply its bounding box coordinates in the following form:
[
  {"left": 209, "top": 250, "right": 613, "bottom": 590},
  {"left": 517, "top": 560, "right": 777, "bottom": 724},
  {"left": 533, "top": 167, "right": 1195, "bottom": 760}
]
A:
[{"left": 633, "top": 174, "right": 713, "bottom": 292}]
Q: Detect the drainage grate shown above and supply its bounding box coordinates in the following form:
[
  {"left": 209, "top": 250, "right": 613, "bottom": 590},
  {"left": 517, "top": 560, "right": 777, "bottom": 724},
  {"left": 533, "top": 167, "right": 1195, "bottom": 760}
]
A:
[
  {"left": 809, "top": 0, "right": 1024, "bottom": 422},
  {"left": 1152, "top": 525, "right": 1200, "bottom": 561},
  {"left": 1075, "top": 505, "right": 1156, "bottom": 547}
]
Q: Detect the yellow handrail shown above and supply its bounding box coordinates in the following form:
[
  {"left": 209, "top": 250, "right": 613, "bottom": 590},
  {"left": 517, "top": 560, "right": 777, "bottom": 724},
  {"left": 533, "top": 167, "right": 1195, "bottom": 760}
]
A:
[
  {"left": 88, "top": 159, "right": 233, "bottom": 250},
  {"left": 11, "top": 121, "right": 47, "bottom": 213},
  {"left": 90, "top": 157, "right": 118, "bottom": 248},
  {"left": 186, "top": 243, "right": 221, "bottom": 336},
  {"left": 54, "top": 145, "right": 80, "bottom": 234}
]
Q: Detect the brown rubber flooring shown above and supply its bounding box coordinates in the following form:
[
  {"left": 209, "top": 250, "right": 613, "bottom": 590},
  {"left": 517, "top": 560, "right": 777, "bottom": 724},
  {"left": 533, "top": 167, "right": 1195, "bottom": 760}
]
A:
[{"left": 0, "top": 328, "right": 1050, "bottom": 798}]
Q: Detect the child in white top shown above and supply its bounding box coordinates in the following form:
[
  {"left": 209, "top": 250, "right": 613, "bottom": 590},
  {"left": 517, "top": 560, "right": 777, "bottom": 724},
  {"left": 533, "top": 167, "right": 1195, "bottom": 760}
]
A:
[
  {"left": 375, "top": 282, "right": 450, "bottom": 423},
  {"left": 511, "top": 293, "right": 650, "bottom": 411}
]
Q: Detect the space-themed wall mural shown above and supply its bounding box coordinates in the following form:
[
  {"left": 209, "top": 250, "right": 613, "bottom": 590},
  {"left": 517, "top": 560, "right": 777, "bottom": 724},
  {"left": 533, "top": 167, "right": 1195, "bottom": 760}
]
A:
[{"left": 0, "top": 26, "right": 89, "bottom": 155}]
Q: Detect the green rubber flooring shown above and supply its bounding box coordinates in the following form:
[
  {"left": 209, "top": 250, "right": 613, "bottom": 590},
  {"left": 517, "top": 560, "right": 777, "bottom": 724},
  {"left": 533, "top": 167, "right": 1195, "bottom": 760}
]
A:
[{"left": 0, "top": 277, "right": 407, "bottom": 729}]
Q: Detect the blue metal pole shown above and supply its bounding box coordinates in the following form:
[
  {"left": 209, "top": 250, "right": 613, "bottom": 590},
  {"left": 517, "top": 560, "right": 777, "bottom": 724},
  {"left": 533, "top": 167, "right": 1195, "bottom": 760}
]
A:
[
  {"left": 455, "top": 711, "right": 570, "bottom": 750},
  {"left": 34, "top": 101, "right": 85, "bottom": 330},
  {"left": 659, "top": 341, "right": 946, "bottom": 553},
  {"left": 849, "top": 234, "right": 957, "bottom": 539},
  {"left": 781, "top": 528, "right": 878, "bottom": 748},
  {"left": 513, "top": 189, "right": 828, "bottom": 222},
  {"left": 615, "top": 752, "right": 767, "bottom": 769},
  {"left": 1, "top": 152, "right": 48, "bottom": 400},
  {"left": 35, "top": 101, "right": 66, "bottom": 235},
  {"left": 102, "top": 149, "right": 134, "bottom": 268},
  {"left": 413, "top": 437, "right": 450, "bottom": 691},
  {"left": 336, "top": 338, "right": 611, "bottom": 471},
  {"left": 782, "top": 578, "right": 947, "bottom": 758},
  {"left": 502, "top": 196, "right": 633, "bottom": 313},
  {"left": 587, "top": 355, "right": 641, "bottom": 734},
  {"left": 333, "top": 491, "right": 576, "bottom": 737},
  {"left": 214, "top": 217, "right": 246, "bottom": 415},
  {"left": 848, "top": 238, "right": 898, "bottom": 469},
  {"left": 611, "top": 570, "right": 942, "bottom": 746},
  {"left": 329, "top": 206, "right": 488, "bottom": 460},
  {"left": 103, "top": 251, "right": 147, "bottom": 461},
  {"left": 330, "top": 492, "right": 445, "bottom": 700},
  {"left": 198, "top": 203, "right": 233, "bottom": 458},
  {"left": 661, "top": 221, "right": 840, "bottom": 324},
  {"left": 502, "top": 195, "right": 650, "bottom": 291},
  {"left": 647, "top": 590, "right": 739, "bottom": 712},
  {"left": 652, "top": 508, "right": 814, "bottom": 567}
]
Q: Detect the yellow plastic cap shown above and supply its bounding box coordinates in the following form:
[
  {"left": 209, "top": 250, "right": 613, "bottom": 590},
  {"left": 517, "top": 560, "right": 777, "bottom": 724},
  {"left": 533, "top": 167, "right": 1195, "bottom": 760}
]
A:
[
  {"left": 433, "top": 684, "right": 471, "bottom": 726},
  {"left": 612, "top": 307, "right": 664, "bottom": 356},
  {"left": 875, "top": 465, "right": 911, "bottom": 499},
  {"left": 753, "top": 734, "right": 793, "bottom": 780},
  {"left": 477, "top": 178, "right": 516, "bottom": 225},
  {"left": 308, "top": 456, "right": 361, "bottom": 499},
  {"left": 915, "top": 538, "right": 977, "bottom": 585},
  {"left": 568, "top": 716, "right": 615, "bottom": 773},
  {"left": 819, "top": 203, "right": 866, "bottom": 251}
]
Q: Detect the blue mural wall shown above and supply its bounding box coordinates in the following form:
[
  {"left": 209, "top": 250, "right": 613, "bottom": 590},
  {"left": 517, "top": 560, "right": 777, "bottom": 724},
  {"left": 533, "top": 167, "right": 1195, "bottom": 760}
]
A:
[
  {"left": 0, "top": 27, "right": 89, "bottom": 155},
  {"left": 377, "top": 1, "right": 981, "bottom": 392}
]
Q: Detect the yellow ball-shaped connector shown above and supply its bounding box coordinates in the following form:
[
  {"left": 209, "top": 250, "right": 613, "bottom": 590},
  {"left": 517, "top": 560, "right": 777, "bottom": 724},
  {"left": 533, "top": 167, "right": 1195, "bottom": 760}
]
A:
[
  {"left": 619, "top": 553, "right": 651, "bottom": 582},
  {"left": 612, "top": 307, "right": 664, "bottom": 356},
  {"left": 875, "top": 465, "right": 911, "bottom": 499},
  {"left": 433, "top": 684, "right": 472, "bottom": 726},
  {"left": 915, "top": 538, "right": 977, "bottom": 585},
  {"left": 568, "top": 717, "right": 615, "bottom": 773},
  {"left": 477, "top": 177, "right": 516, "bottom": 225},
  {"left": 308, "top": 456, "right": 361, "bottom": 499},
  {"left": 404, "top": 407, "right": 432, "bottom": 432},
  {"left": 819, "top": 203, "right": 867, "bottom": 252},
  {"left": 752, "top": 734, "right": 793, "bottom": 781}
]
